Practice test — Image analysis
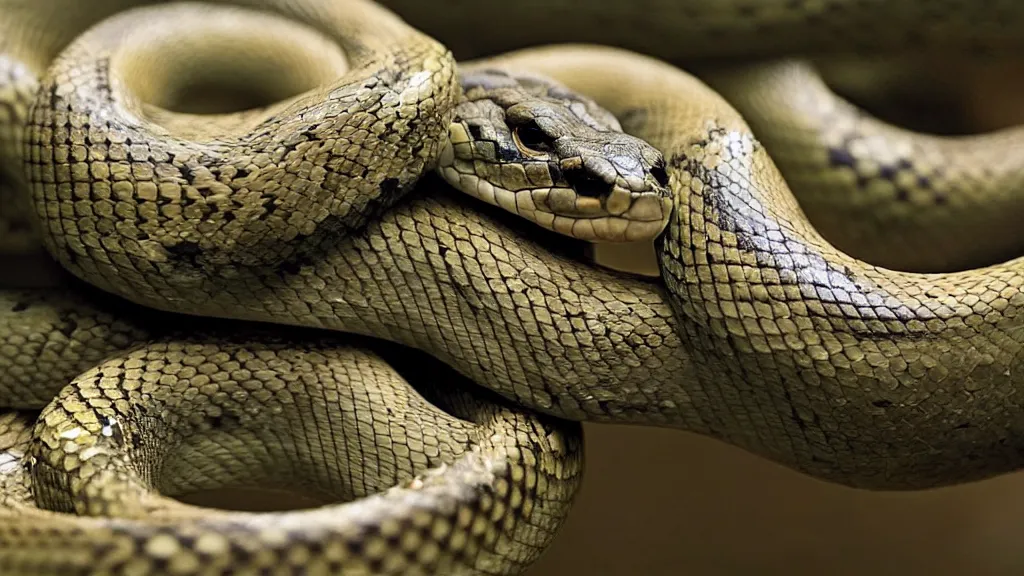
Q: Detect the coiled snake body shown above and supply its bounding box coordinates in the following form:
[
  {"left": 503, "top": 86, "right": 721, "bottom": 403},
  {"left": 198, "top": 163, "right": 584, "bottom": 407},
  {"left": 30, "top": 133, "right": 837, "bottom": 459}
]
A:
[{"left": 2, "top": 0, "right": 1024, "bottom": 574}]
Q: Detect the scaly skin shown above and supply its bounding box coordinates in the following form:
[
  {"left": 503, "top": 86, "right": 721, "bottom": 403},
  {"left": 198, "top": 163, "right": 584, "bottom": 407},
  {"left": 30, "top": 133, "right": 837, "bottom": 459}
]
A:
[
  {"left": 26, "top": 32, "right": 1024, "bottom": 488},
  {"left": 483, "top": 45, "right": 1024, "bottom": 486},
  {"left": 19, "top": 26, "right": 1024, "bottom": 486},
  {"left": 0, "top": 283, "right": 583, "bottom": 575},
  {"left": 0, "top": 1, "right": 676, "bottom": 573},
  {"left": 702, "top": 60, "right": 1024, "bottom": 272},
  {"left": 0, "top": 0, "right": 598, "bottom": 573},
  {"left": 3, "top": 0, "right": 1024, "bottom": 574}
]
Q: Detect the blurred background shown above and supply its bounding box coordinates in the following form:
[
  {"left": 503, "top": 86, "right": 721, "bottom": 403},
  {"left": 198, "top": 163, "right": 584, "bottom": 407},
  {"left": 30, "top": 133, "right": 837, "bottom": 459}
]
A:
[{"left": 526, "top": 423, "right": 1024, "bottom": 575}]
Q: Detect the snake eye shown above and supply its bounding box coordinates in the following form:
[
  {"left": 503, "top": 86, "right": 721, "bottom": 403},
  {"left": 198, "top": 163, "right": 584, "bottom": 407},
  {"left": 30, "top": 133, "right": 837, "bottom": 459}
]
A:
[
  {"left": 512, "top": 120, "right": 553, "bottom": 157},
  {"left": 651, "top": 162, "right": 669, "bottom": 187}
]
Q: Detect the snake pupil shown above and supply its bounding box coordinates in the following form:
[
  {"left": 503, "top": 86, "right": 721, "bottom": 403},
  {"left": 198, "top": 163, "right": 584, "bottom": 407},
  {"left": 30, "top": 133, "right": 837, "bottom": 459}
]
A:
[{"left": 513, "top": 120, "right": 553, "bottom": 153}]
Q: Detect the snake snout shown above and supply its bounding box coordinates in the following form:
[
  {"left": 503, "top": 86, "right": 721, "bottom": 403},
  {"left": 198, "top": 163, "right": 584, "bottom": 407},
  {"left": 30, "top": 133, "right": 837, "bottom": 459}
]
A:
[{"left": 539, "top": 153, "right": 672, "bottom": 242}]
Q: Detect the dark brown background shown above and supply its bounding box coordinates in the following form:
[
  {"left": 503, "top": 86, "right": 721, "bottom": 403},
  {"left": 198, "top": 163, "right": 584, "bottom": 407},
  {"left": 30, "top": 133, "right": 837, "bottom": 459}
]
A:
[{"left": 525, "top": 424, "right": 1024, "bottom": 575}]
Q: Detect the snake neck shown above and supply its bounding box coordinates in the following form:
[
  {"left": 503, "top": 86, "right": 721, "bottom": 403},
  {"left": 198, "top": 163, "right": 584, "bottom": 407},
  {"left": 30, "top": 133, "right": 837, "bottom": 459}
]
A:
[
  {"left": 51, "top": 184, "right": 701, "bottom": 429},
  {"left": 661, "top": 92, "right": 1024, "bottom": 488}
]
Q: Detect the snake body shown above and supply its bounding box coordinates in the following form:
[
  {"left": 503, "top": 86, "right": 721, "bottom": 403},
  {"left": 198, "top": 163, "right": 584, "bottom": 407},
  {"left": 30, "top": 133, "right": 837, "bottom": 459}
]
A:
[
  {"left": 3, "top": 0, "right": 1024, "bottom": 574},
  {"left": 1, "top": 285, "right": 583, "bottom": 575},
  {"left": 701, "top": 60, "right": 1024, "bottom": 272}
]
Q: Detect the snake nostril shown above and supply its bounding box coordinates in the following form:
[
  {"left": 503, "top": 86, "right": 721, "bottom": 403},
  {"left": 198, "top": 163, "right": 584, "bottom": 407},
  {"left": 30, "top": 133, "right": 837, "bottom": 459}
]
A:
[
  {"left": 563, "top": 168, "right": 611, "bottom": 198},
  {"left": 651, "top": 163, "right": 669, "bottom": 188}
]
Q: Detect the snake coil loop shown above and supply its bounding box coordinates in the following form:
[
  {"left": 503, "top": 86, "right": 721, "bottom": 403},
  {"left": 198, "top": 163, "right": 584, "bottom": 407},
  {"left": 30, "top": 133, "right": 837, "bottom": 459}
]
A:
[{"left": 3, "top": 1, "right": 1024, "bottom": 575}]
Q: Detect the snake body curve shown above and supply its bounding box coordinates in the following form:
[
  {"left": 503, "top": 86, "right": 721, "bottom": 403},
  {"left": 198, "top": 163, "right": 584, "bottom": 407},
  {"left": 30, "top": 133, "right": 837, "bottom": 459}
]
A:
[
  {"left": 3, "top": 0, "right": 1024, "bottom": 574},
  {"left": 0, "top": 280, "right": 584, "bottom": 575},
  {"left": 0, "top": 1, "right": 605, "bottom": 573}
]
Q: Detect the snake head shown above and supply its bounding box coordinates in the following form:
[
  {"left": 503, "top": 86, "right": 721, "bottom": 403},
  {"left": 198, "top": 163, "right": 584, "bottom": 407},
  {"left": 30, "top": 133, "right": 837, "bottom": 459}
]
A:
[{"left": 438, "top": 68, "right": 672, "bottom": 243}]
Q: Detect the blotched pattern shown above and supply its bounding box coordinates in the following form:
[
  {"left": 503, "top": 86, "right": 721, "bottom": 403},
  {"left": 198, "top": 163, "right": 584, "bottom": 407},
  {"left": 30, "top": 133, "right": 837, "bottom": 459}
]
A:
[
  {"left": 705, "top": 60, "right": 1024, "bottom": 272},
  {"left": 4, "top": 1, "right": 1024, "bottom": 574}
]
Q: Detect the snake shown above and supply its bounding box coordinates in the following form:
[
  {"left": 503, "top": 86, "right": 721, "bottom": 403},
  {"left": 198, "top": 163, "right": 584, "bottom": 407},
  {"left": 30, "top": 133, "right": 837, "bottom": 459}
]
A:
[{"left": 3, "top": 0, "right": 1024, "bottom": 574}]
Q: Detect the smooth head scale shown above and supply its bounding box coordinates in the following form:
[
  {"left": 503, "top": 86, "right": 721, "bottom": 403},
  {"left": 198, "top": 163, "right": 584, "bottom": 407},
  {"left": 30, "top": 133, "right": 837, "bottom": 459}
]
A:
[{"left": 437, "top": 69, "right": 673, "bottom": 243}]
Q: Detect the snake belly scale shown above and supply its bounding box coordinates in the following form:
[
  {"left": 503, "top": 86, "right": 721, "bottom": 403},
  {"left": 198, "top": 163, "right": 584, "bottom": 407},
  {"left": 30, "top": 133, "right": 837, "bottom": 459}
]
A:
[{"left": 3, "top": 0, "right": 1024, "bottom": 575}]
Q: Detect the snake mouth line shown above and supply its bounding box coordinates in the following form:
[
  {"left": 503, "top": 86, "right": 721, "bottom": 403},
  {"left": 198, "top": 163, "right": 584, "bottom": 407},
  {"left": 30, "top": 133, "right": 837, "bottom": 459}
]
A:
[{"left": 439, "top": 167, "right": 672, "bottom": 243}]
